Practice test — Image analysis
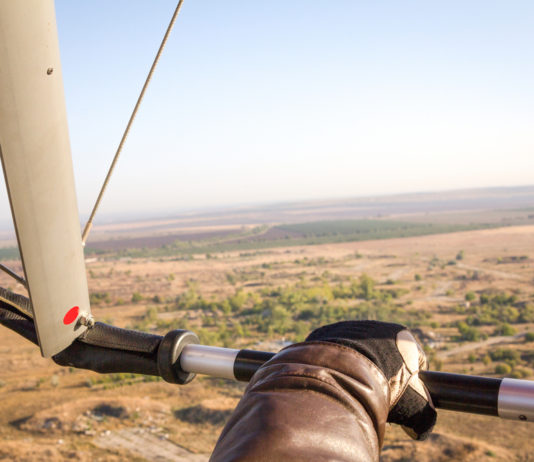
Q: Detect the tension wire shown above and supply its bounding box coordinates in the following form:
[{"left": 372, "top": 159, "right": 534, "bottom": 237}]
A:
[
  {"left": 0, "top": 263, "right": 27, "bottom": 288},
  {"left": 81, "top": 0, "right": 185, "bottom": 245}
]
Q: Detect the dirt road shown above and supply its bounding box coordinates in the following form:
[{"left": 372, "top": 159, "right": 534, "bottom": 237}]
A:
[{"left": 436, "top": 333, "right": 526, "bottom": 359}]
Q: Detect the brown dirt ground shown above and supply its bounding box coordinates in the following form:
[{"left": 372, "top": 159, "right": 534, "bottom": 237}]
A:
[{"left": 0, "top": 225, "right": 533, "bottom": 460}]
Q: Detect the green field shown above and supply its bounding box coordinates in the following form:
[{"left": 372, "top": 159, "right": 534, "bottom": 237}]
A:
[
  {"left": 276, "top": 219, "right": 492, "bottom": 241},
  {"left": 97, "top": 220, "right": 496, "bottom": 259},
  {"left": 0, "top": 219, "right": 501, "bottom": 262},
  {"left": 0, "top": 247, "right": 19, "bottom": 261}
]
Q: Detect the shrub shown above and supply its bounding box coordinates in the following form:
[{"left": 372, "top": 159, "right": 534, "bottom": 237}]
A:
[
  {"left": 495, "top": 363, "right": 512, "bottom": 375},
  {"left": 145, "top": 306, "right": 158, "bottom": 322},
  {"left": 457, "top": 322, "right": 484, "bottom": 341},
  {"left": 525, "top": 332, "right": 534, "bottom": 342},
  {"left": 414, "top": 274, "right": 422, "bottom": 281},
  {"left": 359, "top": 274, "right": 376, "bottom": 300},
  {"left": 510, "top": 368, "right": 531, "bottom": 379},
  {"left": 494, "top": 323, "right": 516, "bottom": 336},
  {"left": 490, "top": 348, "right": 520, "bottom": 362},
  {"left": 226, "top": 273, "right": 237, "bottom": 285},
  {"left": 131, "top": 292, "right": 143, "bottom": 303},
  {"left": 89, "top": 291, "right": 111, "bottom": 305},
  {"left": 465, "top": 292, "right": 523, "bottom": 325},
  {"left": 465, "top": 292, "right": 476, "bottom": 302}
]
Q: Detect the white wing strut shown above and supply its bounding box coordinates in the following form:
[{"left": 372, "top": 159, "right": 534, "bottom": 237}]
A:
[{"left": 0, "top": 0, "right": 91, "bottom": 357}]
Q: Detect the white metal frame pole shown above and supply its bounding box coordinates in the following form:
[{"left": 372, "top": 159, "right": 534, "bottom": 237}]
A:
[{"left": 0, "top": 0, "right": 91, "bottom": 356}]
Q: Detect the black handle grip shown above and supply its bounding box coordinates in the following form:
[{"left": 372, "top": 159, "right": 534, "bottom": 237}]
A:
[{"left": 420, "top": 370, "right": 501, "bottom": 416}]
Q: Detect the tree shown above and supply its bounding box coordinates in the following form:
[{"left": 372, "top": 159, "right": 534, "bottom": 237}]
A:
[
  {"left": 465, "top": 291, "right": 476, "bottom": 302},
  {"left": 358, "top": 274, "right": 376, "bottom": 300},
  {"left": 494, "top": 323, "right": 516, "bottom": 336},
  {"left": 495, "top": 363, "right": 512, "bottom": 375},
  {"left": 457, "top": 321, "right": 483, "bottom": 341},
  {"left": 131, "top": 292, "right": 143, "bottom": 303}
]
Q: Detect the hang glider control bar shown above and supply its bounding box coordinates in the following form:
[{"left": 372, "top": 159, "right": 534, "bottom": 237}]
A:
[
  {"left": 0, "top": 296, "right": 532, "bottom": 423},
  {"left": 178, "top": 342, "right": 533, "bottom": 422}
]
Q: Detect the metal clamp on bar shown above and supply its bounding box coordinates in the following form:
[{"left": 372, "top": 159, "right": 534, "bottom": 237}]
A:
[{"left": 157, "top": 329, "right": 199, "bottom": 384}]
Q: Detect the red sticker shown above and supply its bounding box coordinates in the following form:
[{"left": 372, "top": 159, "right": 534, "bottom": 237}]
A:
[{"left": 63, "top": 306, "right": 79, "bottom": 325}]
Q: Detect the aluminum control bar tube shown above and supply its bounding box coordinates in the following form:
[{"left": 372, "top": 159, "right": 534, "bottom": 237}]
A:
[{"left": 179, "top": 344, "right": 534, "bottom": 422}]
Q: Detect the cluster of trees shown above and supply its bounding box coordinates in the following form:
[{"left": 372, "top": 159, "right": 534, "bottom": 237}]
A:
[
  {"left": 89, "top": 291, "right": 111, "bottom": 305},
  {"left": 455, "top": 291, "right": 532, "bottom": 341},
  {"left": 134, "top": 275, "right": 429, "bottom": 346},
  {"left": 488, "top": 348, "right": 532, "bottom": 379},
  {"left": 456, "top": 321, "right": 487, "bottom": 342},
  {"left": 460, "top": 292, "right": 534, "bottom": 326}
]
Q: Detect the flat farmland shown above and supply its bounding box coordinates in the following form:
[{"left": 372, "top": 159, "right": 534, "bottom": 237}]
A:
[{"left": 86, "top": 227, "right": 244, "bottom": 252}]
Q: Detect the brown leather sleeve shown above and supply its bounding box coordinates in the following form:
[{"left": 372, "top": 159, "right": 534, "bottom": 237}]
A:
[{"left": 210, "top": 341, "right": 391, "bottom": 462}]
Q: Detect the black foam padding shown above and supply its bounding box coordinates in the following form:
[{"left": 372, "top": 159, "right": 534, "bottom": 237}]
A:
[
  {"left": 79, "top": 322, "right": 162, "bottom": 354},
  {"left": 53, "top": 340, "right": 159, "bottom": 376},
  {"left": 0, "top": 302, "right": 160, "bottom": 376},
  {"left": 0, "top": 302, "right": 38, "bottom": 345},
  {"left": 0, "top": 287, "right": 33, "bottom": 318}
]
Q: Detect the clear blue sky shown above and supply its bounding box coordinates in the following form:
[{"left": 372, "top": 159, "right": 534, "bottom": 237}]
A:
[{"left": 1, "top": 0, "right": 533, "bottom": 227}]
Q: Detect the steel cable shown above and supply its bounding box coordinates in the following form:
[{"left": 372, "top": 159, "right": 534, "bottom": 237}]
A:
[{"left": 82, "top": 0, "right": 186, "bottom": 244}]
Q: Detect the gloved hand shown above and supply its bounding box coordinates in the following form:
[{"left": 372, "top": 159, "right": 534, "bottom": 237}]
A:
[{"left": 306, "top": 320, "right": 437, "bottom": 440}]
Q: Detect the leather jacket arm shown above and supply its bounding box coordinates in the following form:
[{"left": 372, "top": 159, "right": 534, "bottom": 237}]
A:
[{"left": 210, "top": 341, "right": 391, "bottom": 462}]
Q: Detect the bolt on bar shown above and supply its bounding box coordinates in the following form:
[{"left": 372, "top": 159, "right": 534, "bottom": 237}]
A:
[{"left": 179, "top": 344, "right": 534, "bottom": 422}]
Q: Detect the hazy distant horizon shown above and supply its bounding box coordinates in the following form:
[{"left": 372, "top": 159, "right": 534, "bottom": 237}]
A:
[
  {"left": 1, "top": 182, "right": 533, "bottom": 232},
  {"left": 1, "top": 1, "right": 533, "bottom": 229}
]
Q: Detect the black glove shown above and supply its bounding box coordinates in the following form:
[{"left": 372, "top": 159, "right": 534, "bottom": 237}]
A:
[{"left": 306, "top": 320, "right": 437, "bottom": 440}]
